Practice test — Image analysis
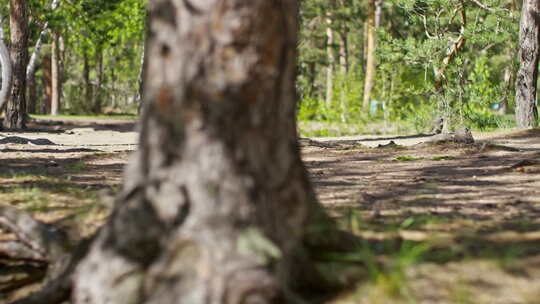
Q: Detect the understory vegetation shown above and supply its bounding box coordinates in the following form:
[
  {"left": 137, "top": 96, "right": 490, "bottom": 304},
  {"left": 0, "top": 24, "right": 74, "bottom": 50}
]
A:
[{"left": 297, "top": 0, "right": 522, "bottom": 137}]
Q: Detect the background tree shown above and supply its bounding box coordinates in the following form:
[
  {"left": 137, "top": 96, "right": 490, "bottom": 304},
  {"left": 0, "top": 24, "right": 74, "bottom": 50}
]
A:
[
  {"left": 4, "top": 0, "right": 29, "bottom": 129},
  {"left": 374, "top": 0, "right": 517, "bottom": 132},
  {"left": 0, "top": 14, "right": 12, "bottom": 113},
  {"left": 515, "top": 0, "right": 539, "bottom": 128},
  {"left": 326, "top": 10, "right": 335, "bottom": 106},
  {"left": 296, "top": 0, "right": 519, "bottom": 135},
  {"left": 362, "top": 0, "right": 381, "bottom": 110}
]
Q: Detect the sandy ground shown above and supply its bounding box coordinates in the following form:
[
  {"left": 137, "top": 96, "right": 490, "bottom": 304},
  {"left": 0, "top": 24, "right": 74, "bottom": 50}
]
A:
[{"left": 0, "top": 118, "right": 138, "bottom": 153}]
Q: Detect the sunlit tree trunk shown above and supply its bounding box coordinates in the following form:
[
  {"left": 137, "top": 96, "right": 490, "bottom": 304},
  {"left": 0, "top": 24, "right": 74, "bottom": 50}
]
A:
[
  {"left": 137, "top": 15, "right": 148, "bottom": 114},
  {"left": 4, "top": 0, "right": 29, "bottom": 129},
  {"left": 338, "top": 19, "right": 349, "bottom": 122},
  {"left": 73, "top": 1, "right": 332, "bottom": 303},
  {"left": 515, "top": 0, "right": 539, "bottom": 128},
  {"left": 325, "top": 12, "right": 334, "bottom": 106},
  {"left": 51, "top": 33, "right": 60, "bottom": 115},
  {"left": 362, "top": 0, "right": 381, "bottom": 110},
  {"left": 0, "top": 30, "right": 12, "bottom": 113},
  {"left": 58, "top": 34, "right": 65, "bottom": 110}
]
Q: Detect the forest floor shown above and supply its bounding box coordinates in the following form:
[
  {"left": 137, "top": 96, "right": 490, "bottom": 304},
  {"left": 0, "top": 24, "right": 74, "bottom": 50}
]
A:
[{"left": 1, "top": 117, "right": 540, "bottom": 303}]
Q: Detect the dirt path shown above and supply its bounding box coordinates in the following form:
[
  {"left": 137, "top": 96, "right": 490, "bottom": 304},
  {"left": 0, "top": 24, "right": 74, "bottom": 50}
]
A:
[
  {"left": 304, "top": 129, "right": 540, "bottom": 304},
  {"left": 2, "top": 119, "right": 540, "bottom": 303},
  {"left": 0, "top": 118, "right": 138, "bottom": 153}
]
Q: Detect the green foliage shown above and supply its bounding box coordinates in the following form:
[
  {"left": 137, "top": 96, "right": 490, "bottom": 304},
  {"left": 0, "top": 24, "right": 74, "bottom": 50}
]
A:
[
  {"left": 0, "top": 0, "right": 147, "bottom": 114},
  {"left": 298, "top": 0, "right": 520, "bottom": 135},
  {"left": 1, "top": 0, "right": 524, "bottom": 125},
  {"left": 378, "top": 0, "right": 518, "bottom": 131},
  {"left": 298, "top": 71, "right": 365, "bottom": 123},
  {"left": 463, "top": 57, "right": 503, "bottom": 129}
]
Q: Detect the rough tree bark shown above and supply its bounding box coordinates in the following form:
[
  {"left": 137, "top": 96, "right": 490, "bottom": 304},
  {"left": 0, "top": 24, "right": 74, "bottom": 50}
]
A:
[
  {"left": 515, "top": 0, "right": 540, "bottom": 128},
  {"left": 4, "top": 0, "right": 29, "bottom": 129},
  {"left": 72, "top": 1, "right": 337, "bottom": 303}
]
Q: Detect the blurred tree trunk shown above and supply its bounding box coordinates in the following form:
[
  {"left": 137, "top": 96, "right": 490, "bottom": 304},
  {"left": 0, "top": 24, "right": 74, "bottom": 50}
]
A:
[
  {"left": 362, "top": 0, "right": 381, "bottom": 110},
  {"left": 325, "top": 12, "right": 334, "bottom": 106},
  {"left": 0, "top": 37, "right": 12, "bottom": 113},
  {"left": 82, "top": 47, "right": 91, "bottom": 112},
  {"left": 110, "top": 56, "right": 117, "bottom": 109},
  {"left": 136, "top": 41, "right": 146, "bottom": 114},
  {"left": 27, "top": 70, "right": 37, "bottom": 114},
  {"left": 337, "top": 0, "right": 349, "bottom": 75},
  {"left": 72, "top": 1, "right": 334, "bottom": 302},
  {"left": 498, "top": 0, "right": 518, "bottom": 115},
  {"left": 51, "top": 33, "right": 60, "bottom": 115},
  {"left": 25, "top": 0, "right": 60, "bottom": 89},
  {"left": 58, "top": 34, "right": 65, "bottom": 110},
  {"left": 92, "top": 46, "right": 104, "bottom": 114},
  {"left": 4, "top": 0, "right": 29, "bottom": 129},
  {"left": 307, "top": 61, "right": 317, "bottom": 97},
  {"left": 41, "top": 53, "right": 52, "bottom": 114},
  {"left": 137, "top": 15, "right": 148, "bottom": 114},
  {"left": 339, "top": 32, "right": 349, "bottom": 75},
  {"left": 432, "top": 0, "right": 466, "bottom": 134},
  {"left": 515, "top": 0, "right": 539, "bottom": 128}
]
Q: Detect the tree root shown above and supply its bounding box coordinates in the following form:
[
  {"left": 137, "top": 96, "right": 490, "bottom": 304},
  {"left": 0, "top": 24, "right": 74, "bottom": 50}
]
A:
[
  {"left": 11, "top": 238, "right": 93, "bottom": 304},
  {"left": 0, "top": 241, "right": 46, "bottom": 262},
  {"left": 0, "top": 206, "right": 93, "bottom": 304}
]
